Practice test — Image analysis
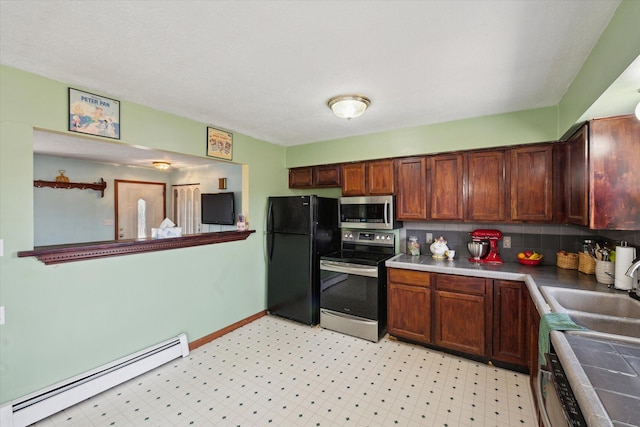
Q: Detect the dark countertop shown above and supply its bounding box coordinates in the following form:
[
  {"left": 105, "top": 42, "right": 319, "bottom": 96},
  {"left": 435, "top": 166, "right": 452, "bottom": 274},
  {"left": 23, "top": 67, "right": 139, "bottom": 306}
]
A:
[{"left": 386, "top": 254, "right": 640, "bottom": 427}]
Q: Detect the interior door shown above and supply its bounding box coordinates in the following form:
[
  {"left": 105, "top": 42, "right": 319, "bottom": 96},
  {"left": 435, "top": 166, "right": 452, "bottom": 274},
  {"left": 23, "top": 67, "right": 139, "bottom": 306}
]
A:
[{"left": 115, "top": 180, "right": 166, "bottom": 240}]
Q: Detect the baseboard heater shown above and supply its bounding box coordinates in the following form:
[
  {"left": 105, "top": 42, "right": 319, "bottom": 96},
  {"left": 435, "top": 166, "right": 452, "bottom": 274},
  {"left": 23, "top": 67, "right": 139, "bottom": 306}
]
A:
[{"left": 1, "top": 333, "right": 189, "bottom": 427}]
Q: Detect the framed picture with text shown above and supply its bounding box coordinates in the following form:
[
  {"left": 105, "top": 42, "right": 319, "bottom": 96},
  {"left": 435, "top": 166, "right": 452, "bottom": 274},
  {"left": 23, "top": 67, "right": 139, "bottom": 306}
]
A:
[
  {"left": 69, "top": 88, "right": 120, "bottom": 139},
  {"left": 207, "top": 126, "right": 233, "bottom": 160}
]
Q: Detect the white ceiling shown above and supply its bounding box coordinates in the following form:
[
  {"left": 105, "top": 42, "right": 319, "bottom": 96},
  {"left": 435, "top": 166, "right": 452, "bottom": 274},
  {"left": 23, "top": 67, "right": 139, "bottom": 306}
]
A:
[
  {"left": 1, "top": 0, "right": 635, "bottom": 166},
  {"left": 32, "top": 130, "right": 216, "bottom": 169}
]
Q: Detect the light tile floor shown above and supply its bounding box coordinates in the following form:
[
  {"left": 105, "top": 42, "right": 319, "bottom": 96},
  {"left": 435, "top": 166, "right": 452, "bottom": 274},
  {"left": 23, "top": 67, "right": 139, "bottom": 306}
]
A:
[{"left": 34, "top": 315, "right": 537, "bottom": 426}]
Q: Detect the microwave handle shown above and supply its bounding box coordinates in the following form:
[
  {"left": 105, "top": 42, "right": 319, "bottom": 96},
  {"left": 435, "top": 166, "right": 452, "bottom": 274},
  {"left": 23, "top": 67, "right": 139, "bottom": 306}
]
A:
[{"left": 384, "top": 199, "right": 389, "bottom": 227}]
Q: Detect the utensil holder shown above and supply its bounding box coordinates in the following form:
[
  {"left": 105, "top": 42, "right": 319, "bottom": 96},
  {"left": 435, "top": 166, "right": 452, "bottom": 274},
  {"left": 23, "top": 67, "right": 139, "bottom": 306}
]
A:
[{"left": 595, "top": 260, "right": 615, "bottom": 285}]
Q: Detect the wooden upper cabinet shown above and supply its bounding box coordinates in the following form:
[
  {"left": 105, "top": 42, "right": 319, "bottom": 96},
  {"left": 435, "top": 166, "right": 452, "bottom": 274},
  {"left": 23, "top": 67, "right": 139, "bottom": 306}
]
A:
[
  {"left": 510, "top": 144, "right": 554, "bottom": 222},
  {"left": 429, "top": 153, "right": 464, "bottom": 220},
  {"left": 314, "top": 164, "right": 342, "bottom": 187},
  {"left": 289, "top": 164, "right": 341, "bottom": 188},
  {"left": 289, "top": 167, "right": 313, "bottom": 188},
  {"left": 367, "top": 159, "right": 394, "bottom": 195},
  {"left": 466, "top": 150, "right": 509, "bottom": 222},
  {"left": 589, "top": 115, "right": 640, "bottom": 230},
  {"left": 341, "top": 162, "right": 367, "bottom": 196},
  {"left": 342, "top": 160, "right": 394, "bottom": 196},
  {"left": 565, "top": 125, "right": 589, "bottom": 226},
  {"left": 395, "top": 157, "right": 428, "bottom": 220}
]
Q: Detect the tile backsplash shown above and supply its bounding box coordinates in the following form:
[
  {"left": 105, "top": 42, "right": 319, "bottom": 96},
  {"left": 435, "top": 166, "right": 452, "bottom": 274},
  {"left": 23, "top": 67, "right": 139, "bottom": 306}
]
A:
[{"left": 401, "top": 222, "right": 639, "bottom": 265}]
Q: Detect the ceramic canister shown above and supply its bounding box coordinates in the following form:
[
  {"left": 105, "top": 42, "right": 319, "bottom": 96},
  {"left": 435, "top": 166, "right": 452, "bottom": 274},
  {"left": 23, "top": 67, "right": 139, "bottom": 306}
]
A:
[{"left": 595, "top": 260, "right": 615, "bottom": 285}]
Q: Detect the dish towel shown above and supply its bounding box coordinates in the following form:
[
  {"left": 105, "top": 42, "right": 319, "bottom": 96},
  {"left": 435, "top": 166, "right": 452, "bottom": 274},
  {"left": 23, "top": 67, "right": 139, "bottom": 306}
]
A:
[{"left": 538, "top": 312, "right": 584, "bottom": 365}]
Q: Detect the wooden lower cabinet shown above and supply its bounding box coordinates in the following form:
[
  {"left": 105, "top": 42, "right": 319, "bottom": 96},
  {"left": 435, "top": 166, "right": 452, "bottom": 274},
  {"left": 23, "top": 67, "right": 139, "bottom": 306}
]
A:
[
  {"left": 388, "top": 270, "right": 531, "bottom": 372},
  {"left": 387, "top": 269, "right": 432, "bottom": 343},
  {"left": 492, "top": 280, "right": 529, "bottom": 368},
  {"left": 434, "top": 274, "right": 492, "bottom": 357}
]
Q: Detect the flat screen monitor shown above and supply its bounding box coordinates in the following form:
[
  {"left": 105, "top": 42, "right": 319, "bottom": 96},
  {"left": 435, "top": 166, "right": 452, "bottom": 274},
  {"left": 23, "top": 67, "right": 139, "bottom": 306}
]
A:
[{"left": 201, "top": 192, "right": 235, "bottom": 225}]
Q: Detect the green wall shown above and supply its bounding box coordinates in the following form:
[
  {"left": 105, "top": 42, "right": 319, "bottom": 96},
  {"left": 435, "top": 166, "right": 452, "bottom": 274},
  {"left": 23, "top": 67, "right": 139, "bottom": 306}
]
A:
[
  {"left": 0, "top": 65, "right": 288, "bottom": 403},
  {"left": 286, "top": 106, "right": 558, "bottom": 167},
  {"left": 558, "top": 0, "right": 640, "bottom": 133}
]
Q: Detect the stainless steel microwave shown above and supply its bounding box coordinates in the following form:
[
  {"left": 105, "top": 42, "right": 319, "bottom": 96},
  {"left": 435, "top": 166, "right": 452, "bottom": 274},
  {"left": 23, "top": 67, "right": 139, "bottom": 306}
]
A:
[{"left": 339, "top": 195, "right": 402, "bottom": 230}]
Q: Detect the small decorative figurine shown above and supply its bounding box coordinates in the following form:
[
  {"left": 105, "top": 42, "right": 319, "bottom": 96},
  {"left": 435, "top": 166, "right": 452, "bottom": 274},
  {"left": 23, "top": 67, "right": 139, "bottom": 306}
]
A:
[
  {"left": 56, "top": 170, "right": 69, "bottom": 183},
  {"left": 430, "top": 236, "right": 449, "bottom": 259}
]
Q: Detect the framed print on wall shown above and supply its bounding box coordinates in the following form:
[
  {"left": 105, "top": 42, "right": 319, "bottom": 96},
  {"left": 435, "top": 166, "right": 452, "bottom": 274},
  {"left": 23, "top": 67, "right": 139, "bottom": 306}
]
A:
[
  {"left": 207, "top": 126, "right": 233, "bottom": 160},
  {"left": 69, "top": 88, "right": 120, "bottom": 139}
]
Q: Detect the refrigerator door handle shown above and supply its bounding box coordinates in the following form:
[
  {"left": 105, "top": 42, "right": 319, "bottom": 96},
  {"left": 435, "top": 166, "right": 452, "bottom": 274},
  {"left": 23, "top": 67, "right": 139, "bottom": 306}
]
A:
[{"left": 267, "top": 201, "right": 274, "bottom": 232}]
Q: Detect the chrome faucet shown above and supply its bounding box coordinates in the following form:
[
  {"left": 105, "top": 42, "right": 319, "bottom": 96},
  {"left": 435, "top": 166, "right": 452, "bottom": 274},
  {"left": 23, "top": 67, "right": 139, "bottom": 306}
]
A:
[
  {"left": 626, "top": 257, "right": 640, "bottom": 301},
  {"left": 625, "top": 257, "right": 640, "bottom": 279}
]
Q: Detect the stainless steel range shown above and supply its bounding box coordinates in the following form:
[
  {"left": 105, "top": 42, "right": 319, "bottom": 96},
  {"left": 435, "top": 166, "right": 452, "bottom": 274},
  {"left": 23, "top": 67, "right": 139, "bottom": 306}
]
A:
[{"left": 319, "top": 229, "right": 396, "bottom": 342}]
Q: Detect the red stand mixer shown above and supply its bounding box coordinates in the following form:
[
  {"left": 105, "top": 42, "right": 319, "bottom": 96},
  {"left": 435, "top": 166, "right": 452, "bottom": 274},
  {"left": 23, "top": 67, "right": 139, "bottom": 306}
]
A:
[{"left": 469, "top": 229, "right": 504, "bottom": 264}]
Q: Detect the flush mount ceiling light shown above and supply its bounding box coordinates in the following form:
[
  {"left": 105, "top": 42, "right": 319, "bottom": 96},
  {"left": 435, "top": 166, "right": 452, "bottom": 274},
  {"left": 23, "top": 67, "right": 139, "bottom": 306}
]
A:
[
  {"left": 153, "top": 161, "right": 171, "bottom": 170},
  {"left": 328, "top": 95, "right": 371, "bottom": 120}
]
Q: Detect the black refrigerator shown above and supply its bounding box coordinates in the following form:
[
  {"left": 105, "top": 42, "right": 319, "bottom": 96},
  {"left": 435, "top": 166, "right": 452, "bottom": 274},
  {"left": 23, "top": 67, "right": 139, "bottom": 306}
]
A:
[{"left": 267, "top": 196, "right": 339, "bottom": 325}]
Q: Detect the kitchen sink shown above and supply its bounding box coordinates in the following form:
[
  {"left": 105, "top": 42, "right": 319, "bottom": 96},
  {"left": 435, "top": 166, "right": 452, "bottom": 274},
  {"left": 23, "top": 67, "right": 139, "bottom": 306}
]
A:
[
  {"left": 541, "top": 287, "right": 640, "bottom": 318},
  {"left": 540, "top": 286, "right": 640, "bottom": 339}
]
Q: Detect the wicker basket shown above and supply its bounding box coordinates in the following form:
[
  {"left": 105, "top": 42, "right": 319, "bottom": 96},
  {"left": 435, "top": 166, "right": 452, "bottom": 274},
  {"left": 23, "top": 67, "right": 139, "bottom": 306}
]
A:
[
  {"left": 578, "top": 252, "right": 596, "bottom": 275},
  {"left": 556, "top": 252, "right": 579, "bottom": 270}
]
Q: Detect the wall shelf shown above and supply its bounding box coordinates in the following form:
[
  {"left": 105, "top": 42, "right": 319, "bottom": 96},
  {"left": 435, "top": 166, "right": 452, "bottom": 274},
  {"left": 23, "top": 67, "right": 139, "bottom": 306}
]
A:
[{"left": 34, "top": 178, "right": 107, "bottom": 198}]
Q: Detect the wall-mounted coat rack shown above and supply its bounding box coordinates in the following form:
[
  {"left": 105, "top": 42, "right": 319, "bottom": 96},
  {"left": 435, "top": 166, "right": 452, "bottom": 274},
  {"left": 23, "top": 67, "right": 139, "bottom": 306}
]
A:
[{"left": 34, "top": 178, "right": 107, "bottom": 198}]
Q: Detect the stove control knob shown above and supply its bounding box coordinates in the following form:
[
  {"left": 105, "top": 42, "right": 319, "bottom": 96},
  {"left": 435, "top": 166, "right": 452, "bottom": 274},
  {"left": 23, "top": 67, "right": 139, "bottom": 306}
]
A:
[{"left": 375, "top": 235, "right": 380, "bottom": 239}]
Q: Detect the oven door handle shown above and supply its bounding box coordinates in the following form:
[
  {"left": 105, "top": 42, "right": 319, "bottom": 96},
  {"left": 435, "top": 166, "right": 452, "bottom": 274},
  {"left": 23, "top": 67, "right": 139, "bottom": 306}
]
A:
[
  {"left": 536, "top": 368, "right": 553, "bottom": 427},
  {"left": 320, "top": 260, "right": 378, "bottom": 278}
]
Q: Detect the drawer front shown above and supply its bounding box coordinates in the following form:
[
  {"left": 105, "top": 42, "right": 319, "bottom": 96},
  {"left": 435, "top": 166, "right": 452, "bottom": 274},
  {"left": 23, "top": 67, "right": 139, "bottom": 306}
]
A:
[
  {"left": 388, "top": 268, "right": 431, "bottom": 288},
  {"left": 436, "top": 274, "right": 488, "bottom": 295}
]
